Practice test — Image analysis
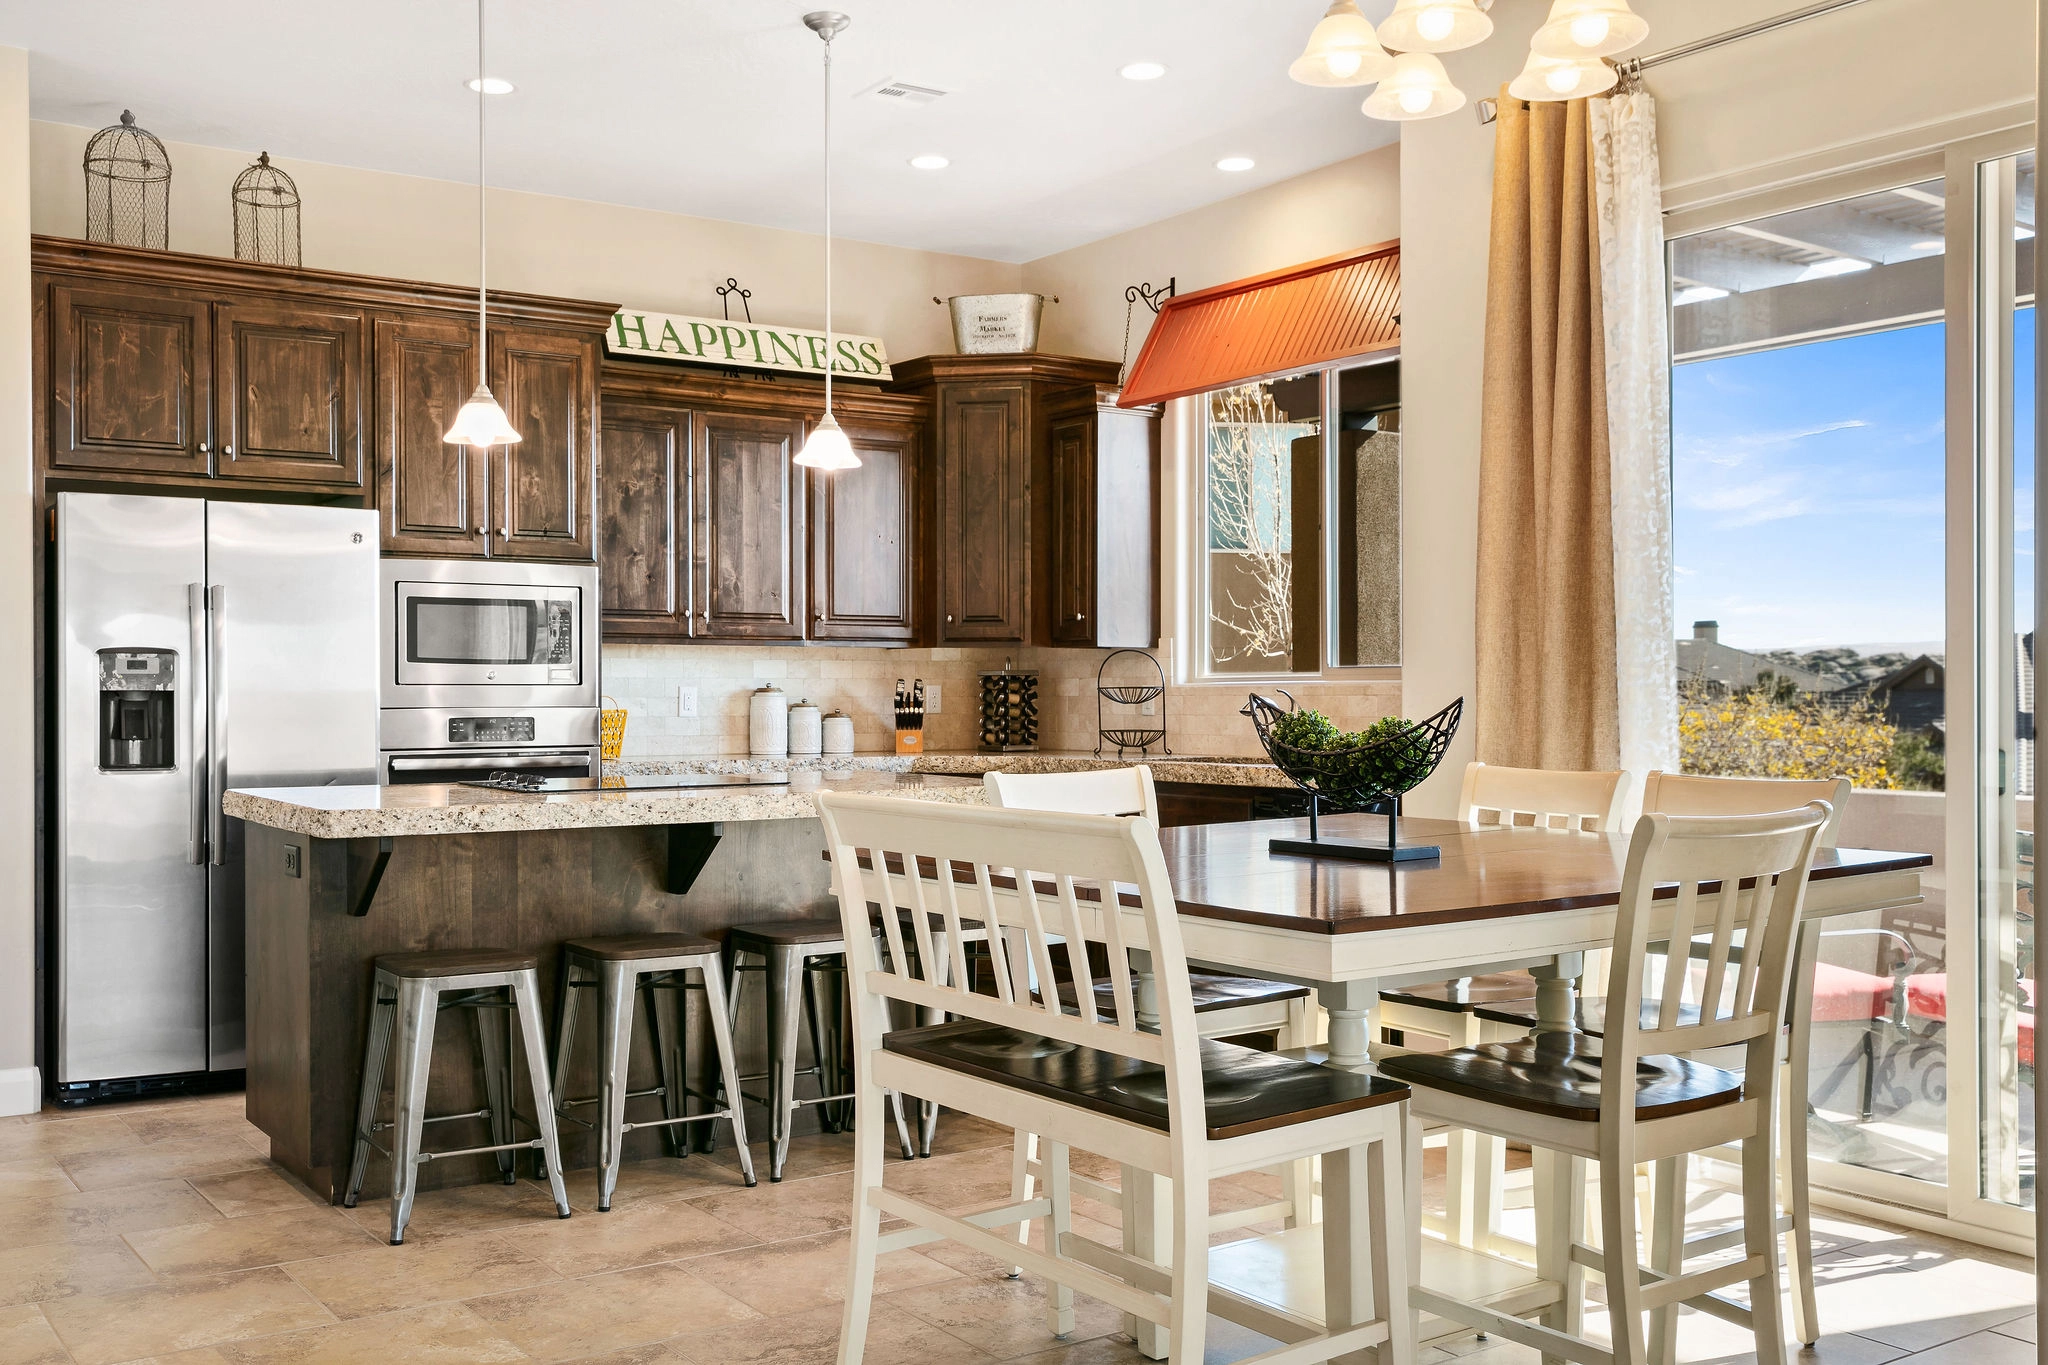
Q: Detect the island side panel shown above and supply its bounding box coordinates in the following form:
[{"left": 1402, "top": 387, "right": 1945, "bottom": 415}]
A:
[
  {"left": 244, "top": 823, "right": 316, "bottom": 1180},
  {"left": 246, "top": 817, "right": 836, "bottom": 1201}
]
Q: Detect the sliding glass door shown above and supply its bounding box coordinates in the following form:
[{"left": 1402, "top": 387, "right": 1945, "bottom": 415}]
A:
[{"left": 1667, "top": 127, "right": 2035, "bottom": 1240}]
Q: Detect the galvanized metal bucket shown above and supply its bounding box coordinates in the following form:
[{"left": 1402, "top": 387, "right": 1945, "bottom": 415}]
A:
[{"left": 935, "top": 292, "right": 1058, "bottom": 354}]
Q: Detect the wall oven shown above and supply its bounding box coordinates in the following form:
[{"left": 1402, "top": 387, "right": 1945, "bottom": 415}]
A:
[{"left": 380, "top": 560, "right": 601, "bottom": 784}]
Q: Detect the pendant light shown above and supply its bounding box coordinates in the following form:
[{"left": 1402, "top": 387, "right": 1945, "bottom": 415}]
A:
[
  {"left": 1377, "top": 0, "right": 1493, "bottom": 55},
  {"left": 1507, "top": 49, "right": 1617, "bottom": 101},
  {"left": 795, "top": 11, "right": 860, "bottom": 472},
  {"left": 1361, "top": 52, "right": 1466, "bottom": 121},
  {"left": 1530, "top": 0, "right": 1649, "bottom": 60},
  {"left": 1288, "top": 1, "right": 1392, "bottom": 88},
  {"left": 444, "top": 0, "right": 520, "bottom": 450}
]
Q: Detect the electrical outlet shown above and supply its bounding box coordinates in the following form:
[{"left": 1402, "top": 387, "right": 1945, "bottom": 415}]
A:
[
  {"left": 1140, "top": 700, "right": 1156, "bottom": 716},
  {"left": 678, "top": 685, "right": 698, "bottom": 717},
  {"left": 925, "top": 684, "right": 941, "bottom": 714},
  {"left": 283, "top": 844, "right": 302, "bottom": 879}
]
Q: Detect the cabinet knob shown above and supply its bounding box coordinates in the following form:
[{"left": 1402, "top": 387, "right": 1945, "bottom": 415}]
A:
[
  {"left": 945, "top": 614, "right": 954, "bottom": 624},
  {"left": 197, "top": 440, "right": 209, "bottom": 453},
  {"left": 1075, "top": 613, "right": 1086, "bottom": 622},
  {"left": 476, "top": 525, "right": 486, "bottom": 535},
  {"left": 223, "top": 445, "right": 234, "bottom": 457}
]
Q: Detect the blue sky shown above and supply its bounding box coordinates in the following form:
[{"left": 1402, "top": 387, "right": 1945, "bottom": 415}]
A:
[{"left": 1672, "top": 313, "right": 2035, "bottom": 652}]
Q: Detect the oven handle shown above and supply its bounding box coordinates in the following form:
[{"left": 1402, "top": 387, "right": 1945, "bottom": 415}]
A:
[{"left": 388, "top": 751, "right": 594, "bottom": 773}]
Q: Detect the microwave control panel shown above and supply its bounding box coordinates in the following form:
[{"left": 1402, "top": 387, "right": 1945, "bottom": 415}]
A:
[{"left": 449, "top": 716, "right": 537, "bottom": 744}]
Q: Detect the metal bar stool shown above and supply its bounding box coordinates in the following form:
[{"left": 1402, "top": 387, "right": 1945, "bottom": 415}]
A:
[
  {"left": 550, "top": 932, "right": 756, "bottom": 1208},
  {"left": 725, "top": 917, "right": 914, "bottom": 1181},
  {"left": 343, "top": 948, "right": 571, "bottom": 1245}
]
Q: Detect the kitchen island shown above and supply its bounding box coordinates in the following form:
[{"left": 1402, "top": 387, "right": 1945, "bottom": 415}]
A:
[{"left": 225, "top": 769, "right": 982, "bottom": 1202}]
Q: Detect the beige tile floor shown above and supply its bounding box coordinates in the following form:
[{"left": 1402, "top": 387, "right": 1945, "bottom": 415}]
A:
[{"left": 0, "top": 1092, "right": 2033, "bottom": 1365}]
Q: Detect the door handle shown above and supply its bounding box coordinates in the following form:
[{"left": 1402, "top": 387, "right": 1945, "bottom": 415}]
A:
[
  {"left": 186, "top": 583, "right": 207, "bottom": 864},
  {"left": 208, "top": 584, "right": 227, "bottom": 867}
]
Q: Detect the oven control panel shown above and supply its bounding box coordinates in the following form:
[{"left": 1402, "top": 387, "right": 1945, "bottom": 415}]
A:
[{"left": 449, "top": 715, "right": 536, "bottom": 744}]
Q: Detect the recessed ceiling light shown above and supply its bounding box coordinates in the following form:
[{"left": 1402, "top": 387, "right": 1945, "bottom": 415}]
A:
[
  {"left": 909, "top": 154, "right": 950, "bottom": 171},
  {"left": 1672, "top": 284, "right": 1729, "bottom": 306},
  {"left": 1911, "top": 239, "right": 1944, "bottom": 251},
  {"left": 1215, "top": 156, "right": 1255, "bottom": 173},
  {"left": 1120, "top": 61, "right": 1167, "bottom": 81},
  {"left": 467, "top": 77, "right": 514, "bottom": 95},
  {"left": 1796, "top": 257, "right": 1872, "bottom": 282}
]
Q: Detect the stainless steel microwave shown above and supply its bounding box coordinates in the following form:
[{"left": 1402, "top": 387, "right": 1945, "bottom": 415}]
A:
[{"left": 380, "top": 559, "right": 598, "bottom": 711}]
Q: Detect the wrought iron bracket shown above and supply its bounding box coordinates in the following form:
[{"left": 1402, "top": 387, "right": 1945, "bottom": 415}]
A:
[
  {"left": 666, "top": 822, "right": 724, "bottom": 895},
  {"left": 716, "top": 278, "right": 754, "bottom": 323},
  {"left": 1124, "top": 279, "right": 1176, "bottom": 315},
  {"left": 350, "top": 837, "right": 395, "bottom": 917}
]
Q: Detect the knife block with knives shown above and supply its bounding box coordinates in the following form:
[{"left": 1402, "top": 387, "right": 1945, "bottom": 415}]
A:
[{"left": 893, "top": 677, "right": 926, "bottom": 754}]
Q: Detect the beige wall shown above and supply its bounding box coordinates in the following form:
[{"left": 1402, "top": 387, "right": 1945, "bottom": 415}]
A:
[
  {"left": 1025, "top": 144, "right": 1400, "bottom": 364},
  {"left": 29, "top": 120, "right": 1020, "bottom": 360},
  {"left": 0, "top": 51, "right": 34, "bottom": 1114},
  {"left": 1396, "top": 0, "right": 2034, "bottom": 818}
]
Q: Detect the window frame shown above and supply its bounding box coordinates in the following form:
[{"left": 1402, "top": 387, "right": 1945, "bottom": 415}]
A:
[{"left": 1176, "top": 351, "right": 1404, "bottom": 686}]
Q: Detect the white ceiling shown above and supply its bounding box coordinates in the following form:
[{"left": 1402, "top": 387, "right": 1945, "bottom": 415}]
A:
[{"left": 0, "top": 0, "right": 1403, "bottom": 263}]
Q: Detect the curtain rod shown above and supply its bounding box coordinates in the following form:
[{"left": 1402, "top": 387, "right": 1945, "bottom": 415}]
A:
[{"left": 1476, "top": 0, "right": 1877, "bottom": 124}]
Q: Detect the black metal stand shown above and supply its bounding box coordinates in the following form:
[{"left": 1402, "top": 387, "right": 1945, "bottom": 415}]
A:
[{"left": 1267, "top": 795, "right": 1442, "bottom": 864}]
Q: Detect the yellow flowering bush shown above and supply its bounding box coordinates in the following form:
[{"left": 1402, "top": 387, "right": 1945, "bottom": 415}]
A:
[{"left": 1677, "top": 681, "right": 1899, "bottom": 789}]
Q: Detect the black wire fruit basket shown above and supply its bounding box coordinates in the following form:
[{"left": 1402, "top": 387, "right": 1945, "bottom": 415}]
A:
[{"left": 1241, "top": 692, "right": 1464, "bottom": 862}]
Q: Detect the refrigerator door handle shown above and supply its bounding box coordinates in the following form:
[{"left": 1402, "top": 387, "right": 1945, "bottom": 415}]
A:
[
  {"left": 187, "top": 582, "right": 207, "bottom": 865},
  {"left": 208, "top": 583, "right": 227, "bottom": 867}
]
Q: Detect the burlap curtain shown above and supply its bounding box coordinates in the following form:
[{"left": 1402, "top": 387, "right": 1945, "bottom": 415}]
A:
[{"left": 1474, "top": 91, "right": 1620, "bottom": 771}]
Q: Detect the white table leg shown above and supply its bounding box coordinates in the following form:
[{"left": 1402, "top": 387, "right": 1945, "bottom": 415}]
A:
[
  {"left": 1320, "top": 978, "right": 1380, "bottom": 1072},
  {"left": 1528, "top": 954, "right": 1585, "bottom": 1365},
  {"left": 1130, "top": 949, "right": 1160, "bottom": 1031}
]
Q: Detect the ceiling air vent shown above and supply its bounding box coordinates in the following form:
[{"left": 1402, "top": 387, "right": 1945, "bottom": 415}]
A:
[{"left": 864, "top": 79, "right": 948, "bottom": 105}]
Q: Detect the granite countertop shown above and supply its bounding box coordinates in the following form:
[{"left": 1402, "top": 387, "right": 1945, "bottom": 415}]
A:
[
  {"left": 609, "top": 749, "right": 1293, "bottom": 789},
  {"left": 225, "top": 769, "right": 986, "bottom": 840}
]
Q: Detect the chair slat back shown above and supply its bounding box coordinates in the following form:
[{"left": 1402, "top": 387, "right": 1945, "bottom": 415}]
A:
[
  {"left": 1600, "top": 805, "right": 1829, "bottom": 1092},
  {"left": 817, "top": 792, "right": 1202, "bottom": 1127},
  {"left": 1457, "top": 761, "right": 1631, "bottom": 833},
  {"left": 1641, "top": 771, "right": 1851, "bottom": 847},
  {"left": 983, "top": 766, "right": 1160, "bottom": 822}
]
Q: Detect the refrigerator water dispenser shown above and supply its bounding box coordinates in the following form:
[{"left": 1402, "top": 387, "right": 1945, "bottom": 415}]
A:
[{"left": 98, "top": 648, "right": 176, "bottom": 770}]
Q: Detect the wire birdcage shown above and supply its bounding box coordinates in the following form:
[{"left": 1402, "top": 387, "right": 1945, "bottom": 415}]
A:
[
  {"left": 232, "top": 152, "right": 301, "bottom": 266},
  {"left": 83, "top": 111, "right": 170, "bottom": 250}
]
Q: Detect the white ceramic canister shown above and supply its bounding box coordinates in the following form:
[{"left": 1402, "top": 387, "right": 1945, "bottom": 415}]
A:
[
  {"left": 788, "top": 699, "right": 822, "bottom": 757},
  {"left": 748, "top": 684, "right": 788, "bottom": 757},
  {"left": 821, "top": 708, "right": 855, "bottom": 756}
]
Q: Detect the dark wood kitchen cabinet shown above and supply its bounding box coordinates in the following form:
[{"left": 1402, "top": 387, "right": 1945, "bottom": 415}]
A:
[
  {"left": 32, "top": 237, "right": 616, "bottom": 542},
  {"left": 491, "top": 326, "right": 599, "bottom": 562},
  {"left": 375, "top": 314, "right": 487, "bottom": 557},
  {"left": 890, "top": 352, "right": 1128, "bottom": 647},
  {"left": 1044, "top": 385, "right": 1159, "bottom": 648},
  {"left": 694, "top": 408, "right": 806, "bottom": 640},
  {"left": 809, "top": 415, "right": 918, "bottom": 643},
  {"left": 596, "top": 365, "right": 927, "bottom": 644},
  {"left": 47, "top": 283, "right": 213, "bottom": 478},
  {"left": 214, "top": 298, "right": 365, "bottom": 487}
]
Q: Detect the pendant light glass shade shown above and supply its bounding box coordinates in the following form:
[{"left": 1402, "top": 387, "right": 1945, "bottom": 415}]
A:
[
  {"left": 1506, "top": 49, "right": 1618, "bottom": 101},
  {"left": 445, "top": 0, "right": 518, "bottom": 448},
  {"left": 1530, "top": 0, "right": 1649, "bottom": 59},
  {"left": 1361, "top": 52, "right": 1465, "bottom": 120},
  {"left": 1288, "top": 1, "right": 1392, "bottom": 87},
  {"left": 1377, "top": 0, "right": 1493, "bottom": 54},
  {"left": 445, "top": 382, "right": 523, "bottom": 448},
  {"left": 795, "top": 411, "right": 860, "bottom": 470}
]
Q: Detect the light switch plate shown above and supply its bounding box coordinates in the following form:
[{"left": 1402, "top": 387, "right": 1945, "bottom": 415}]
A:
[
  {"left": 925, "top": 684, "right": 941, "bottom": 714},
  {"left": 678, "top": 686, "right": 699, "bottom": 717}
]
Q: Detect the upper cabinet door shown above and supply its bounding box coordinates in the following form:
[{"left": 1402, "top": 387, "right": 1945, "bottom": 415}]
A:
[
  {"left": 810, "top": 418, "right": 915, "bottom": 643},
  {"left": 937, "top": 383, "right": 1028, "bottom": 642},
  {"left": 693, "top": 409, "right": 805, "bottom": 639},
  {"left": 374, "top": 315, "right": 488, "bottom": 558},
  {"left": 599, "top": 401, "right": 689, "bottom": 639},
  {"left": 214, "top": 299, "right": 366, "bottom": 489},
  {"left": 48, "top": 283, "right": 212, "bottom": 477},
  {"left": 1046, "top": 410, "right": 1095, "bottom": 646},
  {"left": 491, "top": 327, "right": 597, "bottom": 562}
]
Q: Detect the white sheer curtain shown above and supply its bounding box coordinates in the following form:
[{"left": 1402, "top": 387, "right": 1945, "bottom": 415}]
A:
[{"left": 1591, "top": 87, "right": 1678, "bottom": 786}]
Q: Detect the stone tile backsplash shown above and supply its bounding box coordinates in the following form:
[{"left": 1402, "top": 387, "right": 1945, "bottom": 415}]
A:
[{"left": 600, "top": 642, "right": 1401, "bottom": 760}]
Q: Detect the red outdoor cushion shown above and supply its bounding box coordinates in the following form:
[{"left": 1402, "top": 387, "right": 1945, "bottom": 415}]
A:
[
  {"left": 1905, "top": 973, "right": 2035, "bottom": 1066},
  {"left": 1810, "top": 961, "right": 1896, "bottom": 1023}
]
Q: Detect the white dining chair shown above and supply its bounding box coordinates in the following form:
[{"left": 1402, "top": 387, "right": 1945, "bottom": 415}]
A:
[
  {"left": 1385, "top": 803, "right": 1830, "bottom": 1365},
  {"left": 1375, "top": 761, "right": 1630, "bottom": 1251},
  {"left": 818, "top": 791, "right": 1413, "bottom": 1365},
  {"left": 984, "top": 766, "right": 1316, "bottom": 1235}
]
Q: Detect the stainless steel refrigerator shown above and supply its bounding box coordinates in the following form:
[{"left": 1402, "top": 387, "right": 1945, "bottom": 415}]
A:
[{"left": 54, "top": 493, "right": 379, "bottom": 1100}]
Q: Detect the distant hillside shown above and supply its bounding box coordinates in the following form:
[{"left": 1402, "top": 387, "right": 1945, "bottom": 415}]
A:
[{"left": 1761, "top": 647, "right": 1933, "bottom": 687}]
